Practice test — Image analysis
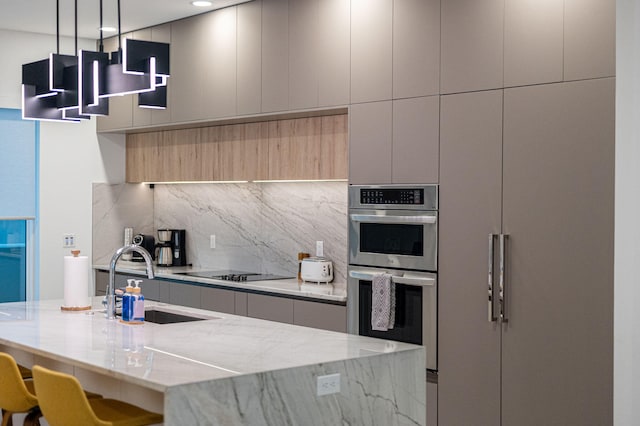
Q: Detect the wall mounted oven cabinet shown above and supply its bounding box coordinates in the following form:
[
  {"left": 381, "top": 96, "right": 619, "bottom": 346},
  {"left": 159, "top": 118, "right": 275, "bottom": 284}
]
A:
[{"left": 438, "top": 81, "right": 614, "bottom": 425}]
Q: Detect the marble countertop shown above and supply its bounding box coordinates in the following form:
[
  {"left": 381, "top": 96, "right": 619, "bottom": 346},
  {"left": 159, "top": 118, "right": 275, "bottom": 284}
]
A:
[
  {"left": 0, "top": 297, "right": 418, "bottom": 393},
  {"left": 93, "top": 262, "right": 347, "bottom": 303}
]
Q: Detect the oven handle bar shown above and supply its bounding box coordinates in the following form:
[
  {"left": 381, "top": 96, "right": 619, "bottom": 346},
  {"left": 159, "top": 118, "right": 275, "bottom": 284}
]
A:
[
  {"left": 348, "top": 270, "right": 435, "bottom": 287},
  {"left": 349, "top": 214, "right": 437, "bottom": 224}
]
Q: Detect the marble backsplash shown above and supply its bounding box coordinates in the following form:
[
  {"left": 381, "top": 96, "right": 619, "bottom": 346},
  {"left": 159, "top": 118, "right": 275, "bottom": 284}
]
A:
[
  {"left": 92, "top": 183, "right": 154, "bottom": 265},
  {"left": 154, "top": 182, "right": 348, "bottom": 287},
  {"left": 93, "top": 182, "right": 348, "bottom": 290}
]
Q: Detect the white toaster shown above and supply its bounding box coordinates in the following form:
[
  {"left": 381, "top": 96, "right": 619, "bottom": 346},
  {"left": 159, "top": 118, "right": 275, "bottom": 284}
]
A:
[{"left": 300, "top": 257, "right": 334, "bottom": 284}]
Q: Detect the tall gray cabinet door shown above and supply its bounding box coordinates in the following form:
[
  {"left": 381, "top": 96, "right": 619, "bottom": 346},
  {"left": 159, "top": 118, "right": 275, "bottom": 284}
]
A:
[
  {"left": 501, "top": 79, "right": 614, "bottom": 426},
  {"left": 317, "top": 0, "right": 350, "bottom": 107},
  {"left": 350, "top": 0, "right": 392, "bottom": 103},
  {"left": 393, "top": 0, "right": 440, "bottom": 98},
  {"left": 441, "top": 0, "right": 504, "bottom": 94},
  {"left": 504, "top": 0, "right": 563, "bottom": 87},
  {"left": 392, "top": 96, "right": 439, "bottom": 184},
  {"left": 237, "top": 0, "right": 262, "bottom": 115},
  {"left": 289, "top": 0, "right": 318, "bottom": 110},
  {"left": 349, "top": 101, "right": 392, "bottom": 184},
  {"left": 150, "top": 24, "right": 172, "bottom": 125},
  {"left": 564, "top": 0, "right": 615, "bottom": 81},
  {"left": 206, "top": 7, "right": 238, "bottom": 118},
  {"left": 262, "top": 0, "right": 289, "bottom": 112},
  {"left": 438, "top": 90, "right": 503, "bottom": 426}
]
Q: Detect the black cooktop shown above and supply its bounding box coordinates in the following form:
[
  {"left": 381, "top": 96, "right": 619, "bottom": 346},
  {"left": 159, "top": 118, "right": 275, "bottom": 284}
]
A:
[{"left": 178, "top": 270, "right": 292, "bottom": 282}]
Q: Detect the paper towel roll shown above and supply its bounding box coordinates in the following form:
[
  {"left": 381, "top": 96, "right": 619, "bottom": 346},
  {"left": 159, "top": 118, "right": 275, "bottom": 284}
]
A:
[{"left": 63, "top": 251, "right": 90, "bottom": 309}]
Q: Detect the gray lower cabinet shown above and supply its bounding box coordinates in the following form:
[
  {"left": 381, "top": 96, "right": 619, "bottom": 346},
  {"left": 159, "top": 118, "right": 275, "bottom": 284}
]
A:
[
  {"left": 438, "top": 79, "right": 614, "bottom": 425},
  {"left": 247, "top": 293, "right": 294, "bottom": 324},
  {"left": 95, "top": 271, "right": 345, "bottom": 332},
  {"left": 292, "top": 300, "right": 346, "bottom": 333},
  {"left": 201, "top": 286, "right": 236, "bottom": 315}
]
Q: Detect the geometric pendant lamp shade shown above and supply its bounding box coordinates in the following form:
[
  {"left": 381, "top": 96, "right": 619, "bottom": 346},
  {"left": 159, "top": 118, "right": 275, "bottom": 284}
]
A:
[{"left": 21, "top": 38, "right": 170, "bottom": 122}]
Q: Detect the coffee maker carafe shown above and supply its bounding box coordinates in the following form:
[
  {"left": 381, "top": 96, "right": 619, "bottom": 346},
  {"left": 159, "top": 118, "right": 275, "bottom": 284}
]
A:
[
  {"left": 156, "top": 229, "right": 174, "bottom": 267},
  {"left": 171, "top": 229, "right": 187, "bottom": 267}
]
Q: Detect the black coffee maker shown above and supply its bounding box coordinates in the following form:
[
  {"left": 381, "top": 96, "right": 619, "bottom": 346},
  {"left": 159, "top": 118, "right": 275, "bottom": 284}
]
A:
[{"left": 171, "top": 229, "right": 187, "bottom": 266}]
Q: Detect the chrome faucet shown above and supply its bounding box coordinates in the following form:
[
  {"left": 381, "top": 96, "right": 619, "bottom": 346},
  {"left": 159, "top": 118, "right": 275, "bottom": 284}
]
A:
[{"left": 106, "top": 244, "right": 155, "bottom": 320}]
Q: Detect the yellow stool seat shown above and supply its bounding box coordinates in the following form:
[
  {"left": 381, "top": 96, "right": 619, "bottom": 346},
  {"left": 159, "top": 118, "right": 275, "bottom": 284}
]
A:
[
  {"left": 32, "top": 365, "right": 163, "bottom": 426},
  {"left": 0, "top": 353, "right": 39, "bottom": 426}
]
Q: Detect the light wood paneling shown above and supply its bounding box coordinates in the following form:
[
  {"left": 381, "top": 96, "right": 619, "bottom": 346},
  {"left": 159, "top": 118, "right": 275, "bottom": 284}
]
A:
[{"left": 127, "top": 114, "right": 347, "bottom": 183}]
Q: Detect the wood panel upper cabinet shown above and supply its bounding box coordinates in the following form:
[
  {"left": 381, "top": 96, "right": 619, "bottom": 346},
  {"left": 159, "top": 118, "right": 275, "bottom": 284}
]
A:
[
  {"left": 393, "top": 0, "right": 440, "bottom": 98},
  {"left": 126, "top": 115, "right": 346, "bottom": 183},
  {"left": 350, "top": 0, "right": 393, "bottom": 103},
  {"left": 441, "top": 0, "right": 504, "bottom": 94},
  {"left": 564, "top": 0, "right": 615, "bottom": 81},
  {"left": 268, "top": 115, "right": 347, "bottom": 180},
  {"left": 200, "top": 122, "right": 269, "bottom": 181},
  {"left": 504, "top": 0, "right": 563, "bottom": 87},
  {"left": 262, "top": 0, "right": 289, "bottom": 112}
]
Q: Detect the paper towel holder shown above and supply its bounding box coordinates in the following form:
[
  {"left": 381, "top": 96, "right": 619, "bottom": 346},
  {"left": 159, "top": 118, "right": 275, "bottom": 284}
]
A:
[{"left": 61, "top": 249, "right": 92, "bottom": 312}]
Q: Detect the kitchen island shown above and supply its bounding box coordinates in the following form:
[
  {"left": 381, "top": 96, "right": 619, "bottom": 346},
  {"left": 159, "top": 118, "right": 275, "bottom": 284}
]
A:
[{"left": 0, "top": 297, "right": 425, "bottom": 425}]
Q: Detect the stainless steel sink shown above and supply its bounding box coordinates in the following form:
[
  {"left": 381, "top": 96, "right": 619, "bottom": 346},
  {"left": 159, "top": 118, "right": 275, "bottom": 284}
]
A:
[{"left": 144, "top": 309, "right": 212, "bottom": 324}]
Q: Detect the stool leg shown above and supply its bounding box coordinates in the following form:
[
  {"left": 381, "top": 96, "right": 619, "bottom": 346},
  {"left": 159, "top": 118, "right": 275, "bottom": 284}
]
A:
[
  {"left": 1, "top": 409, "right": 14, "bottom": 426},
  {"left": 23, "top": 409, "right": 41, "bottom": 426}
]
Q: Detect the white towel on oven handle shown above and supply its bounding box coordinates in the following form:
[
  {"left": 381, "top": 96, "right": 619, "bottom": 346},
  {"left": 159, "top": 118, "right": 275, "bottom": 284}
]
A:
[{"left": 371, "top": 273, "right": 396, "bottom": 331}]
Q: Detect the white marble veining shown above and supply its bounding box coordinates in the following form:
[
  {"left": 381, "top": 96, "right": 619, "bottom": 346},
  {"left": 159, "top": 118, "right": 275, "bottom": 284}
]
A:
[
  {"left": 92, "top": 183, "right": 154, "bottom": 264},
  {"left": 154, "top": 182, "right": 348, "bottom": 293},
  {"left": 0, "top": 297, "right": 425, "bottom": 425}
]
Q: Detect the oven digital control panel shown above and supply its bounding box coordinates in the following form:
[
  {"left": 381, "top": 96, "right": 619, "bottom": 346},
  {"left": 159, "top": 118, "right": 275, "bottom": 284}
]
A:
[
  {"left": 360, "top": 188, "right": 424, "bottom": 205},
  {"left": 349, "top": 185, "right": 438, "bottom": 210}
]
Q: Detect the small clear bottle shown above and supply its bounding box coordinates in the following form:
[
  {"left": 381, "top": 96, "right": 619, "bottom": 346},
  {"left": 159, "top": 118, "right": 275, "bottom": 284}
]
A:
[
  {"left": 121, "top": 280, "right": 135, "bottom": 322},
  {"left": 131, "top": 280, "right": 145, "bottom": 323}
]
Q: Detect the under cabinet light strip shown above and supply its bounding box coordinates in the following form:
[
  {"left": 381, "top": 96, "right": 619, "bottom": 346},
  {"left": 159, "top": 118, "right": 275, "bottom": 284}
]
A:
[{"left": 142, "top": 181, "right": 249, "bottom": 185}]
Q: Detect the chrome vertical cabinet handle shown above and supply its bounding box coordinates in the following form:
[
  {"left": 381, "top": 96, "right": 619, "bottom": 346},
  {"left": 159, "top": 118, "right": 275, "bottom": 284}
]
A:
[
  {"left": 488, "top": 234, "right": 498, "bottom": 322},
  {"left": 500, "top": 234, "right": 509, "bottom": 322}
]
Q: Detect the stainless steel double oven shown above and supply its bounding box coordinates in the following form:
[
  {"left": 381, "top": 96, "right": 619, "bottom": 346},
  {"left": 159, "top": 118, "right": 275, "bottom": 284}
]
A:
[{"left": 347, "top": 184, "right": 438, "bottom": 371}]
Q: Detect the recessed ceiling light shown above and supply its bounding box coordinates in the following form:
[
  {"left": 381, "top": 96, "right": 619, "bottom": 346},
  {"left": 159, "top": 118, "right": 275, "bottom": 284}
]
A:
[
  {"left": 99, "top": 26, "right": 117, "bottom": 33},
  {"left": 191, "top": 1, "right": 213, "bottom": 6}
]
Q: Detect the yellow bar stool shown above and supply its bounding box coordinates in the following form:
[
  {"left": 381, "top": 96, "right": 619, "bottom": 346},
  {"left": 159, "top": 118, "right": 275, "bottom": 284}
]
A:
[
  {"left": 0, "top": 353, "right": 40, "bottom": 426},
  {"left": 32, "top": 365, "right": 163, "bottom": 426}
]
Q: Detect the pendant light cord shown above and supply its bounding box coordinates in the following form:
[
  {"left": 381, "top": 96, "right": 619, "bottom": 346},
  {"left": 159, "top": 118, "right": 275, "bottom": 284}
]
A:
[
  {"left": 99, "top": 0, "right": 104, "bottom": 52},
  {"left": 117, "top": 0, "right": 122, "bottom": 63},
  {"left": 74, "top": 0, "right": 78, "bottom": 54},
  {"left": 56, "top": 0, "right": 59, "bottom": 54}
]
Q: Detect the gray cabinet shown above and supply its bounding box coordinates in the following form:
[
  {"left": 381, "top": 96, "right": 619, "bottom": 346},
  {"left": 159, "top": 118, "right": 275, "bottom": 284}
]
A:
[
  {"left": 317, "top": 0, "right": 350, "bottom": 107},
  {"left": 288, "top": 0, "right": 318, "bottom": 110},
  {"left": 247, "top": 293, "right": 294, "bottom": 324},
  {"left": 150, "top": 24, "right": 172, "bottom": 126},
  {"left": 350, "top": 97, "right": 439, "bottom": 185},
  {"left": 349, "top": 101, "right": 392, "bottom": 184},
  {"left": 262, "top": 0, "right": 289, "bottom": 112},
  {"left": 504, "top": 0, "right": 563, "bottom": 87},
  {"left": 350, "top": 0, "right": 392, "bottom": 103},
  {"left": 392, "top": 0, "right": 440, "bottom": 99},
  {"left": 564, "top": 0, "right": 615, "bottom": 81},
  {"left": 237, "top": 0, "right": 262, "bottom": 115},
  {"left": 440, "top": 0, "right": 504, "bottom": 94},
  {"left": 201, "top": 286, "right": 236, "bottom": 315},
  {"left": 438, "top": 79, "right": 614, "bottom": 425},
  {"left": 392, "top": 96, "right": 439, "bottom": 184},
  {"left": 168, "top": 282, "right": 201, "bottom": 308},
  {"left": 292, "top": 300, "right": 346, "bottom": 332}
]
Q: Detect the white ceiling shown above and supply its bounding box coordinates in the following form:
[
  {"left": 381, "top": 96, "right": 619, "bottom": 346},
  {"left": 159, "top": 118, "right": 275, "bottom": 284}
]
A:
[{"left": 0, "top": 0, "right": 250, "bottom": 39}]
